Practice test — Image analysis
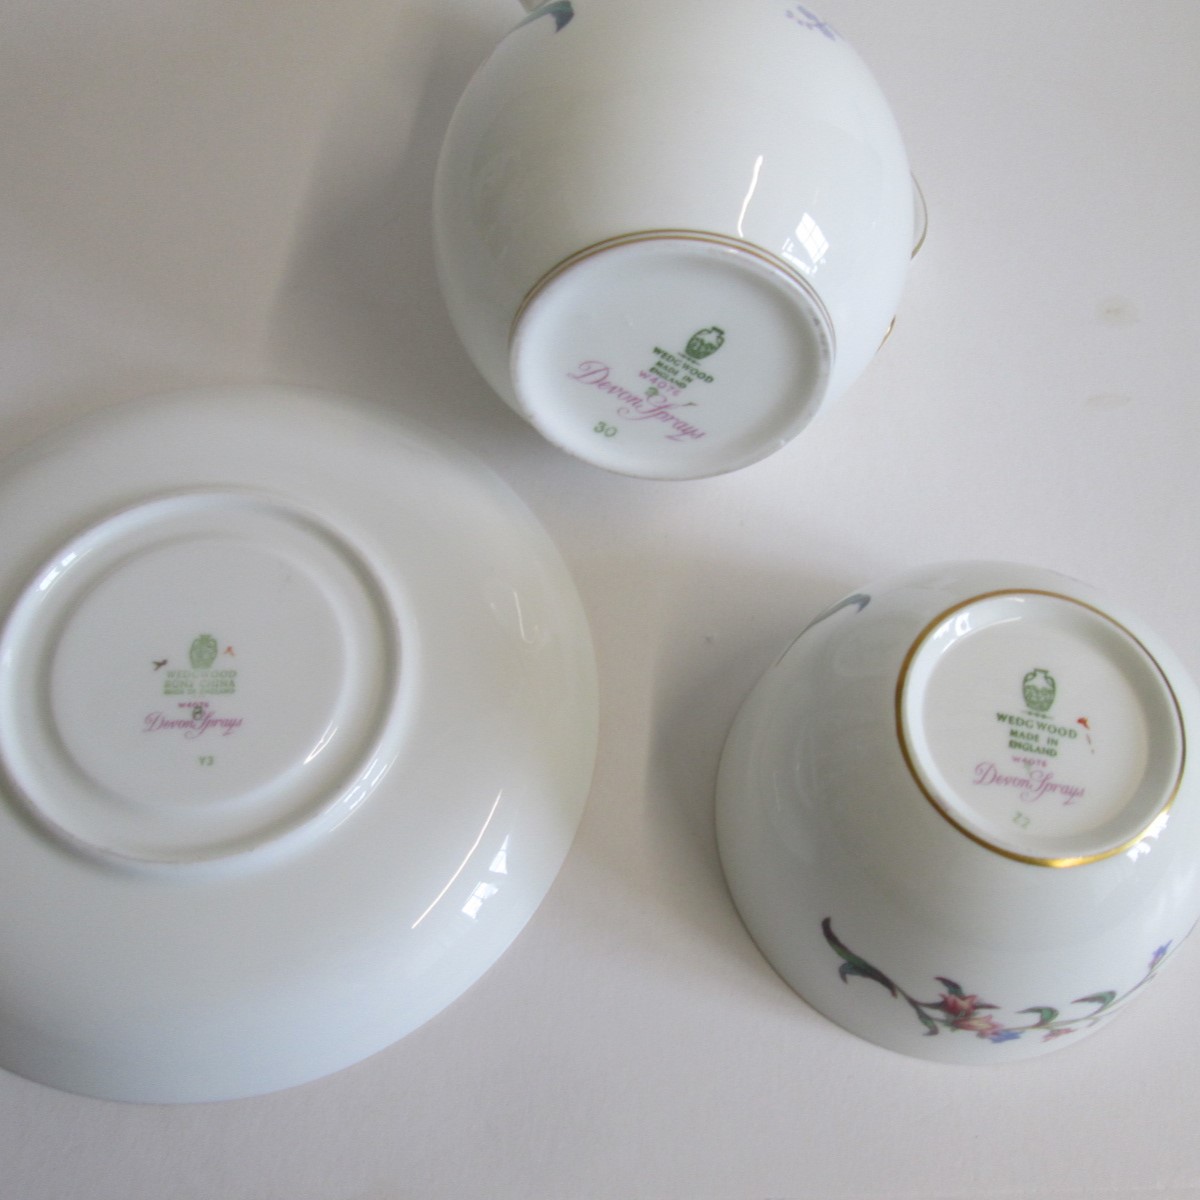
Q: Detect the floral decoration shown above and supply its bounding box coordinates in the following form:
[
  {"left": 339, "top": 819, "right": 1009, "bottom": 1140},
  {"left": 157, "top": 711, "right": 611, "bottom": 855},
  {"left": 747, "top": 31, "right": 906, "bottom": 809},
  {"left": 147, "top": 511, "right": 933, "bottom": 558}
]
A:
[
  {"left": 513, "top": 1, "right": 574, "bottom": 34},
  {"left": 822, "top": 917, "right": 1173, "bottom": 1045}
]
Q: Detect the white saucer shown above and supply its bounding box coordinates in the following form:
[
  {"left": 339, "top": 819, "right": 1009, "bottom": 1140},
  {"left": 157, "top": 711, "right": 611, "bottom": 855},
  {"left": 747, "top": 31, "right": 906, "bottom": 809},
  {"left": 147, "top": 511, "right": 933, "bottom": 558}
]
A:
[{"left": 0, "top": 387, "right": 598, "bottom": 1102}]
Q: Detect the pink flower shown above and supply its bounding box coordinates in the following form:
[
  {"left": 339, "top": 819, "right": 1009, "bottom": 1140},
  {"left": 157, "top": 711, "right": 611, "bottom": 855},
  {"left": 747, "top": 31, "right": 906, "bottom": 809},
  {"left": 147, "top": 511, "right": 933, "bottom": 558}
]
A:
[
  {"left": 951, "top": 1013, "right": 1006, "bottom": 1039},
  {"left": 938, "top": 992, "right": 982, "bottom": 1018}
]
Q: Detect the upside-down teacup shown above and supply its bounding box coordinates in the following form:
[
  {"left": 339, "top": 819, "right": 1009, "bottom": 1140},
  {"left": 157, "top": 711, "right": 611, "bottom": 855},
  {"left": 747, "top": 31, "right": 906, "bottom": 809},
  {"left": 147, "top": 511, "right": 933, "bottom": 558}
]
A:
[
  {"left": 435, "top": 0, "right": 921, "bottom": 479},
  {"left": 716, "top": 562, "right": 1200, "bottom": 1061}
]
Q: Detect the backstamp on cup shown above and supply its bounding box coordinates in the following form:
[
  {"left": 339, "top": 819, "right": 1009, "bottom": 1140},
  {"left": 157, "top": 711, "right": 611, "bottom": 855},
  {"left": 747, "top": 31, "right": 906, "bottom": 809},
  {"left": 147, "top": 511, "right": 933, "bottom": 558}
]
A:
[
  {"left": 897, "top": 590, "right": 1186, "bottom": 868},
  {"left": 509, "top": 232, "right": 835, "bottom": 480}
]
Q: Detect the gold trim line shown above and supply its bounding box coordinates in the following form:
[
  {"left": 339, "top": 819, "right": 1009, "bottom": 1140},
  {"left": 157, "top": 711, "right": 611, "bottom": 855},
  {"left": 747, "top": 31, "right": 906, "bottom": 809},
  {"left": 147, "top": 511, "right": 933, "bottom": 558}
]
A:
[
  {"left": 508, "top": 228, "right": 837, "bottom": 353},
  {"left": 894, "top": 589, "right": 1187, "bottom": 869}
]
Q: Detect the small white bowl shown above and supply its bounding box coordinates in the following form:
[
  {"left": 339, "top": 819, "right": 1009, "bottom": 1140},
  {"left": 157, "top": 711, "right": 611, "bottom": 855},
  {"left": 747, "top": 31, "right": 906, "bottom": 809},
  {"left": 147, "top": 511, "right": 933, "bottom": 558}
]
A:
[
  {"left": 0, "top": 387, "right": 598, "bottom": 1102},
  {"left": 716, "top": 562, "right": 1200, "bottom": 1062}
]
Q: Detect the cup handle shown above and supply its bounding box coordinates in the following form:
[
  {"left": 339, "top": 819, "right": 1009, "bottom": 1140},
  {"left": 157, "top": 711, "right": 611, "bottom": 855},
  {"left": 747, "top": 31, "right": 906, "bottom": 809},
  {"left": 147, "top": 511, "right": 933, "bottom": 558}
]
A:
[{"left": 911, "top": 174, "right": 928, "bottom": 259}]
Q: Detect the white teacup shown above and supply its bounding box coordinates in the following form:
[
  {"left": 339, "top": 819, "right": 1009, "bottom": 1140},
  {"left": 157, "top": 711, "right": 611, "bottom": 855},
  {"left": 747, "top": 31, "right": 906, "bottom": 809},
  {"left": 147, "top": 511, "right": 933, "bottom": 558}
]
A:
[
  {"left": 435, "top": 0, "right": 920, "bottom": 479},
  {"left": 716, "top": 563, "right": 1200, "bottom": 1062}
]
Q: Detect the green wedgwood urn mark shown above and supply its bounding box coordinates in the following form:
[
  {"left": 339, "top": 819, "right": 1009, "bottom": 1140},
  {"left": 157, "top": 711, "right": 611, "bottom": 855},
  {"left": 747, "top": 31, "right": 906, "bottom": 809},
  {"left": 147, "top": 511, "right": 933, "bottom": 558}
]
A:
[
  {"left": 1023, "top": 668, "right": 1056, "bottom": 713},
  {"left": 190, "top": 634, "right": 219, "bottom": 670},
  {"left": 686, "top": 327, "right": 726, "bottom": 361}
]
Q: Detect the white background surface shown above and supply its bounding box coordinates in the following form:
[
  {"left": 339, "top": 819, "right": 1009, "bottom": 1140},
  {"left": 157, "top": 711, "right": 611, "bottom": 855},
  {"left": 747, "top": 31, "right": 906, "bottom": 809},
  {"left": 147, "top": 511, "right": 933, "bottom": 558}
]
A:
[{"left": 2, "top": 1, "right": 1199, "bottom": 1196}]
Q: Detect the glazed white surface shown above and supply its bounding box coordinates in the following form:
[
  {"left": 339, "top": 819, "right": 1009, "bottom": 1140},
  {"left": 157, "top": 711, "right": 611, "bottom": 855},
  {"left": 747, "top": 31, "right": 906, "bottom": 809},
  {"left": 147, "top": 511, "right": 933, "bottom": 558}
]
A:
[
  {"left": 434, "top": 0, "right": 913, "bottom": 476},
  {"left": 2, "top": 0, "right": 1200, "bottom": 1194},
  {"left": 716, "top": 563, "right": 1200, "bottom": 1062},
  {"left": 0, "top": 388, "right": 598, "bottom": 1101}
]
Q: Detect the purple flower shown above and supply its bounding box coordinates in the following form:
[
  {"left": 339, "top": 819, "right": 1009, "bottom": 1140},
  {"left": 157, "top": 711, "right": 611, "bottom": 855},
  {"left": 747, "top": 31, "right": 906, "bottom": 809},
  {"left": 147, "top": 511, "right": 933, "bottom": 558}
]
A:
[{"left": 786, "top": 5, "right": 839, "bottom": 40}]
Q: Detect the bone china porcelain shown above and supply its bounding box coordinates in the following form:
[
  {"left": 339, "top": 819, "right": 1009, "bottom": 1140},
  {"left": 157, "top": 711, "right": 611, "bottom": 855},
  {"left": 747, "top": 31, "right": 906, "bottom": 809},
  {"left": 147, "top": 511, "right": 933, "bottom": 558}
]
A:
[
  {"left": 435, "top": 0, "right": 917, "bottom": 480},
  {"left": 0, "top": 387, "right": 598, "bottom": 1102},
  {"left": 716, "top": 563, "right": 1200, "bottom": 1062}
]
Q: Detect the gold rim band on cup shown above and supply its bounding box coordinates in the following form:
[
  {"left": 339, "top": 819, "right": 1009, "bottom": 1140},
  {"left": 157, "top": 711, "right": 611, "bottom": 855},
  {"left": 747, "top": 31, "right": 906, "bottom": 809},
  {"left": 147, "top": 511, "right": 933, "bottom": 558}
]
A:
[
  {"left": 894, "top": 589, "right": 1187, "bottom": 869},
  {"left": 509, "top": 228, "right": 838, "bottom": 353}
]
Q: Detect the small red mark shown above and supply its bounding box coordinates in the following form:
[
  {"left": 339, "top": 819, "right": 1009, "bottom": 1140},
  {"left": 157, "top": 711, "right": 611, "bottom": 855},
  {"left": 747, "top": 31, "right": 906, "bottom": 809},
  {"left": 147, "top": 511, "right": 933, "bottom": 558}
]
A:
[
  {"left": 1077, "top": 717, "right": 1094, "bottom": 752},
  {"left": 224, "top": 646, "right": 236, "bottom": 657}
]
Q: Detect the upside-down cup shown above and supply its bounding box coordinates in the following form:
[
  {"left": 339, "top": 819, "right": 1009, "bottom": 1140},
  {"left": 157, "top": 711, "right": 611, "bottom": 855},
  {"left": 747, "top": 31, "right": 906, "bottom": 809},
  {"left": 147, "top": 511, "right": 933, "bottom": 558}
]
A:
[
  {"left": 434, "top": 0, "right": 921, "bottom": 479},
  {"left": 716, "top": 562, "right": 1200, "bottom": 1062}
]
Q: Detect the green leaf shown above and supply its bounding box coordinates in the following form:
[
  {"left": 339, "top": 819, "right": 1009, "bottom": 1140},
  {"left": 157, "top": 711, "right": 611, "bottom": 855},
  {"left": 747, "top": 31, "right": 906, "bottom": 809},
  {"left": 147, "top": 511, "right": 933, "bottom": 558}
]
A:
[
  {"left": 838, "top": 960, "right": 900, "bottom": 995},
  {"left": 515, "top": 1, "right": 575, "bottom": 33},
  {"left": 911, "top": 1003, "right": 942, "bottom": 1037},
  {"left": 1073, "top": 991, "right": 1117, "bottom": 1013},
  {"left": 934, "top": 977, "right": 966, "bottom": 998},
  {"left": 822, "top": 918, "right": 898, "bottom": 997},
  {"left": 1017, "top": 1006, "right": 1060, "bottom": 1028}
]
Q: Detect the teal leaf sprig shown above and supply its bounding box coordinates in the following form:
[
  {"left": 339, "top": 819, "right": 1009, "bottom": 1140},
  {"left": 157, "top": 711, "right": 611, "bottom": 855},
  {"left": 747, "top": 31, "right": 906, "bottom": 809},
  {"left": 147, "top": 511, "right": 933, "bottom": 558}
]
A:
[
  {"left": 822, "top": 917, "right": 1172, "bottom": 1045},
  {"left": 514, "top": 1, "right": 575, "bottom": 34}
]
